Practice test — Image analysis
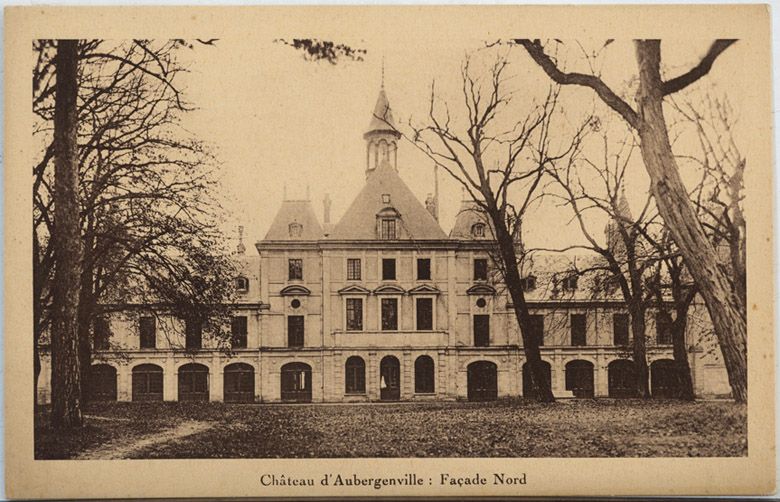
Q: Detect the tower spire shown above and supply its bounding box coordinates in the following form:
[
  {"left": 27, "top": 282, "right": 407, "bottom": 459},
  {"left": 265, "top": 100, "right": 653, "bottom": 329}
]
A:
[
  {"left": 364, "top": 74, "right": 401, "bottom": 178},
  {"left": 381, "top": 56, "right": 385, "bottom": 90}
]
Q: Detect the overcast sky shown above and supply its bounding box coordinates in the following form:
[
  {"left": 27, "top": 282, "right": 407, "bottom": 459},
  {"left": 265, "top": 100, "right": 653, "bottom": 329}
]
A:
[{"left": 176, "top": 37, "right": 747, "bottom": 253}]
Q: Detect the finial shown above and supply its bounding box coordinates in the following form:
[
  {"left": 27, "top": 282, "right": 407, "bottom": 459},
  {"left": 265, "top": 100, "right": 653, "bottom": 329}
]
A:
[
  {"left": 237, "top": 225, "right": 246, "bottom": 254},
  {"left": 381, "top": 56, "right": 385, "bottom": 90},
  {"left": 283, "top": 183, "right": 287, "bottom": 201},
  {"left": 306, "top": 184, "right": 311, "bottom": 201}
]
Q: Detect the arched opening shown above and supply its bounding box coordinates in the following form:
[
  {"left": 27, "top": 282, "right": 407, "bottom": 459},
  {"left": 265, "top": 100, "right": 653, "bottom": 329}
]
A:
[
  {"left": 467, "top": 361, "right": 498, "bottom": 401},
  {"left": 178, "top": 363, "right": 209, "bottom": 402},
  {"left": 281, "top": 362, "right": 312, "bottom": 402},
  {"left": 414, "top": 355, "right": 435, "bottom": 394},
  {"left": 608, "top": 360, "right": 638, "bottom": 398},
  {"left": 380, "top": 356, "right": 401, "bottom": 401},
  {"left": 345, "top": 356, "right": 366, "bottom": 394},
  {"left": 565, "top": 360, "right": 595, "bottom": 398},
  {"left": 224, "top": 363, "right": 255, "bottom": 403},
  {"left": 522, "top": 361, "right": 552, "bottom": 398},
  {"left": 86, "top": 364, "right": 117, "bottom": 401},
  {"left": 132, "top": 364, "right": 163, "bottom": 402},
  {"left": 651, "top": 359, "right": 681, "bottom": 398}
]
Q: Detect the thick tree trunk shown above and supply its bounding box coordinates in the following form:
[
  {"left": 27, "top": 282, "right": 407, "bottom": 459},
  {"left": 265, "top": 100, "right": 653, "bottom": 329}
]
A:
[
  {"left": 671, "top": 310, "right": 695, "bottom": 401},
  {"left": 634, "top": 41, "right": 747, "bottom": 403},
  {"left": 50, "top": 39, "right": 83, "bottom": 428},
  {"left": 629, "top": 303, "right": 650, "bottom": 398},
  {"left": 489, "top": 206, "right": 555, "bottom": 402}
]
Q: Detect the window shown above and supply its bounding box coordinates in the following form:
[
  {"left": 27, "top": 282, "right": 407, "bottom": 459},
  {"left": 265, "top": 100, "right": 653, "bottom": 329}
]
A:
[
  {"left": 380, "top": 218, "right": 397, "bottom": 239},
  {"left": 474, "top": 258, "right": 488, "bottom": 281},
  {"left": 235, "top": 276, "right": 249, "bottom": 292},
  {"left": 346, "top": 298, "right": 363, "bottom": 331},
  {"left": 132, "top": 364, "right": 163, "bottom": 402},
  {"left": 382, "top": 258, "right": 396, "bottom": 281},
  {"left": 185, "top": 318, "right": 202, "bottom": 349},
  {"left": 139, "top": 316, "right": 156, "bottom": 349},
  {"left": 290, "top": 299, "right": 301, "bottom": 309},
  {"left": 347, "top": 258, "right": 361, "bottom": 280},
  {"left": 416, "top": 298, "right": 433, "bottom": 331},
  {"left": 288, "top": 258, "right": 303, "bottom": 280},
  {"left": 345, "top": 356, "right": 366, "bottom": 394},
  {"left": 93, "top": 317, "right": 111, "bottom": 350},
  {"left": 613, "top": 313, "right": 630, "bottom": 346},
  {"left": 288, "top": 222, "right": 303, "bottom": 237},
  {"left": 528, "top": 314, "right": 544, "bottom": 346},
  {"left": 231, "top": 316, "right": 248, "bottom": 348},
  {"left": 520, "top": 275, "right": 537, "bottom": 292},
  {"left": 562, "top": 275, "right": 578, "bottom": 291},
  {"left": 417, "top": 258, "right": 431, "bottom": 281},
  {"left": 381, "top": 193, "right": 391, "bottom": 204},
  {"left": 571, "top": 314, "right": 587, "bottom": 346},
  {"left": 414, "top": 356, "right": 435, "bottom": 393},
  {"left": 288, "top": 315, "right": 304, "bottom": 347},
  {"left": 471, "top": 223, "right": 486, "bottom": 238},
  {"left": 473, "top": 315, "right": 490, "bottom": 347},
  {"left": 178, "top": 363, "right": 210, "bottom": 402},
  {"left": 381, "top": 298, "right": 398, "bottom": 331},
  {"left": 656, "top": 312, "right": 673, "bottom": 345}
]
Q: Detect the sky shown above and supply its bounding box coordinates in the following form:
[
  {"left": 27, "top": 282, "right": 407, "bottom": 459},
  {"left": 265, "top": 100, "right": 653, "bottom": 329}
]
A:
[{"left": 175, "top": 37, "right": 748, "bottom": 253}]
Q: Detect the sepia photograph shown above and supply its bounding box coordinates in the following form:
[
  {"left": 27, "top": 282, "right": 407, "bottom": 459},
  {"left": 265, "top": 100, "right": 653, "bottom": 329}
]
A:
[{"left": 5, "top": 4, "right": 775, "bottom": 498}]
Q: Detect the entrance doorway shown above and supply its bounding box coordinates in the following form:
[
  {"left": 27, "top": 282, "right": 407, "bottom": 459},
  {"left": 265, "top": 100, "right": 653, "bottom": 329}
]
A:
[
  {"left": 467, "top": 361, "right": 498, "bottom": 401},
  {"left": 380, "top": 356, "right": 401, "bottom": 401},
  {"left": 280, "top": 362, "right": 312, "bottom": 402}
]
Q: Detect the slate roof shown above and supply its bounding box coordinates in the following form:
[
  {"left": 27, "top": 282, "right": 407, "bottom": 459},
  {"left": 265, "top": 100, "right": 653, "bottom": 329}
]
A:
[
  {"left": 449, "top": 198, "right": 496, "bottom": 240},
  {"left": 364, "top": 89, "right": 400, "bottom": 137},
  {"left": 328, "top": 160, "right": 447, "bottom": 240},
  {"left": 262, "top": 200, "right": 323, "bottom": 241}
]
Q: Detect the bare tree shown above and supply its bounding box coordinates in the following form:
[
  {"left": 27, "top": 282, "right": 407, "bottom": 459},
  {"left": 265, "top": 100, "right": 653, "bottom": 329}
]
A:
[
  {"left": 402, "top": 54, "right": 589, "bottom": 402},
  {"left": 544, "top": 128, "right": 661, "bottom": 397},
  {"left": 516, "top": 39, "right": 747, "bottom": 402},
  {"left": 50, "top": 39, "right": 83, "bottom": 428}
]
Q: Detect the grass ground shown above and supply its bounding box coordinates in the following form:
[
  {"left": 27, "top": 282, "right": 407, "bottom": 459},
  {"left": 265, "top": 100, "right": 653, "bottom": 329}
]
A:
[{"left": 35, "top": 399, "right": 747, "bottom": 459}]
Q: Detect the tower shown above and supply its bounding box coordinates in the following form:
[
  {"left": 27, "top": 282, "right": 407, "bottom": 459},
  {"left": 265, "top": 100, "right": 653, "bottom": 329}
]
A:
[
  {"left": 605, "top": 186, "right": 632, "bottom": 255},
  {"left": 364, "top": 84, "right": 401, "bottom": 177}
]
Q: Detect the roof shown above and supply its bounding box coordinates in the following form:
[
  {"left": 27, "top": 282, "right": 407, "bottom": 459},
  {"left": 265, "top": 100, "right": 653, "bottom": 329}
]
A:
[
  {"left": 364, "top": 88, "right": 400, "bottom": 137},
  {"left": 329, "top": 160, "right": 447, "bottom": 240},
  {"left": 262, "top": 200, "right": 323, "bottom": 241},
  {"left": 449, "top": 198, "right": 496, "bottom": 240}
]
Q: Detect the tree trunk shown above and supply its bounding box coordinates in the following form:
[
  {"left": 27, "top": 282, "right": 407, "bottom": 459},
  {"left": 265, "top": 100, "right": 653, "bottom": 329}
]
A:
[
  {"left": 671, "top": 310, "right": 695, "bottom": 401},
  {"left": 77, "top": 252, "right": 96, "bottom": 403},
  {"left": 489, "top": 206, "right": 555, "bottom": 402},
  {"left": 50, "top": 39, "right": 83, "bottom": 428},
  {"left": 629, "top": 303, "right": 650, "bottom": 398},
  {"left": 634, "top": 40, "right": 747, "bottom": 403}
]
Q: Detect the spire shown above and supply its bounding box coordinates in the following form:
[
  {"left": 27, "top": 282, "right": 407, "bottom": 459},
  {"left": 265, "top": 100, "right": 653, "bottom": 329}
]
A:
[
  {"left": 381, "top": 56, "right": 385, "bottom": 90},
  {"left": 364, "top": 77, "right": 401, "bottom": 177},
  {"left": 237, "top": 225, "right": 246, "bottom": 254}
]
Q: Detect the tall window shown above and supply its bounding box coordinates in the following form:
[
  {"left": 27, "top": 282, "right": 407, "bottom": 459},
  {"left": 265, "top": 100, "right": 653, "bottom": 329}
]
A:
[
  {"left": 382, "top": 258, "right": 396, "bottom": 281},
  {"left": 231, "top": 316, "right": 248, "bottom": 348},
  {"left": 474, "top": 258, "right": 488, "bottom": 281},
  {"left": 528, "top": 314, "right": 544, "bottom": 346},
  {"left": 288, "top": 315, "right": 304, "bottom": 347},
  {"left": 473, "top": 315, "right": 490, "bottom": 347},
  {"left": 288, "top": 258, "right": 303, "bottom": 280},
  {"left": 345, "top": 356, "right": 366, "bottom": 394},
  {"left": 93, "top": 317, "right": 111, "bottom": 350},
  {"left": 347, "top": 258, "right": 361, "bottom": 280},
  {"left": 380, "top": 218, "right": 397, "bottom": 239},
  {"left": 417, "top": 258, "right": 431, "bottom": 280},
  {"left": 613, "top": 313, "right": 629, "bottom": 346},
  {"left": 139, "top": 316, "right": 156, "bottom": 349},
  {"left": 414, "top": 356, "right": 435, "bottom": 393},
  {"left": 381, "top": 298, "right": 398, "bottom": 331},
  {"left": 656, "top": 312, "right": 673, "bottom": 345},
  {"left": 571, "top": 314, "right": 587, "bottom": 346},
  {"left": 346, "top": 298, "right": 363, "bottom": 331},
  {"left": 185, "top": 318, "right": 202, "bottom": 349},
  {"left": 416, "top": 298, "right": 433, "bottom": 331}
]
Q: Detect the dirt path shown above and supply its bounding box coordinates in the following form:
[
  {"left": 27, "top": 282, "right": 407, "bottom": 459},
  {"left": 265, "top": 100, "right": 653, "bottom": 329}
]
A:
[{"left": 76, "top": 420, "right": 213, "bottom": 460}]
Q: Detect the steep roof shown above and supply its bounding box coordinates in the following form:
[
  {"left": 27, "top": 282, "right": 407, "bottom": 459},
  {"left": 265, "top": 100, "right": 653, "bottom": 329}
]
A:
[
  {"left": 365, "top": 89, "right": 400, "bottom": 137},
  {"left": 329, "top": 160, "right": 447, "bottom": 240},
  {"left": 262, "top": 200, "right": 323, "bottom": 241}
]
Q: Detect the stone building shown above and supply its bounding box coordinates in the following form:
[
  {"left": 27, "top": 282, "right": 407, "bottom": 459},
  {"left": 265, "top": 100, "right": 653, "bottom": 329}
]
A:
[{"left": 36, "top": 86, "right": 732, "bottom": 404}]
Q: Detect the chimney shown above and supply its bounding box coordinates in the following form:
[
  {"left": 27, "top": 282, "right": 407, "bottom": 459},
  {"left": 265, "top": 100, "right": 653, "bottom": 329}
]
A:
[
  {"left": 425, "top": 193, "right": 438, "bottom": 221},
  {"left": 323, "top": 193, "right": 332, "bottom": 225},
  {"left": 237, "top": 225, "right": 246, "bottom": 254}
]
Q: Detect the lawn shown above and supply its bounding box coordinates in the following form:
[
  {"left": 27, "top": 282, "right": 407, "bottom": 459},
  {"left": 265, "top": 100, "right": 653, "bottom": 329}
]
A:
[{"left": 35, "top": 399, "right": 747, "bottom": 459}]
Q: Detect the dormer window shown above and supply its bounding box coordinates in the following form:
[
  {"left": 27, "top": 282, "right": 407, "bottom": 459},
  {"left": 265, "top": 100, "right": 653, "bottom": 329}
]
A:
[
  {"left": 288, "top": 222, "right": 303, "bottom": 238},
  {"left": 520, "top": 275, "right": 536, "bottom": 292},
  {"left": 562, "top": 275, "right": 578, "bottom": 291},
  {"left": 376, "top": 207, "right": 400, "bottom": 240},
  {"left": 235, "top": 276, "right": 249, "bottom": 292},
  {"left": 380, "top": 219, "right": 396, "bottom": 239},
  {"left": 382, "top": 193, "right": 391, "bottom": 204},
  {"left": 471, "top": 223, "right": 486, "bottom": 238}
]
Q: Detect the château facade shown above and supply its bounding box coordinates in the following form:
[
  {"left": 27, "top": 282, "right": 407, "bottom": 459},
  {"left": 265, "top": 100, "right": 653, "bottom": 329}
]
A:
[{"left": 36, "top": 86, "right": 732, "bottom": 404}]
